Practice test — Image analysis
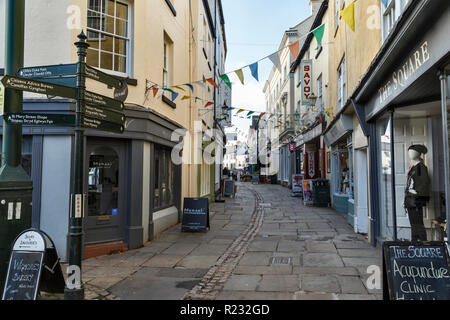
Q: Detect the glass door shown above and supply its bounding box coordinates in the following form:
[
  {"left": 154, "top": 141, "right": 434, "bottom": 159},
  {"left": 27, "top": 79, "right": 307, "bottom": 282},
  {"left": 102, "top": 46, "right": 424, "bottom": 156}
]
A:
[{"left": 85, "top": 141, "right": 126, "bottom": 244}]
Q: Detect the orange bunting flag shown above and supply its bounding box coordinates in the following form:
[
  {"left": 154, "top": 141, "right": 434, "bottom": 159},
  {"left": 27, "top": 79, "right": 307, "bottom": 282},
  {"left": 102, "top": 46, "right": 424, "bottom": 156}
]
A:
[
  {"left": 205, "top": 101, "right": 214, "bottom": 108},
  {"left": 207, "top": 78, "right": 220, "bottom": 90},
  {"left": 288, "top": 41, "right": 300, "bottom": 59}
]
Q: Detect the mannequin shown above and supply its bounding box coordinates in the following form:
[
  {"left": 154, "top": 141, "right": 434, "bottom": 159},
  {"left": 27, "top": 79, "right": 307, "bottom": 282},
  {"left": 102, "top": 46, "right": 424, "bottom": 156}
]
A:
[{"left": 404, "top": 145, "right": 430, "bottom": 242}]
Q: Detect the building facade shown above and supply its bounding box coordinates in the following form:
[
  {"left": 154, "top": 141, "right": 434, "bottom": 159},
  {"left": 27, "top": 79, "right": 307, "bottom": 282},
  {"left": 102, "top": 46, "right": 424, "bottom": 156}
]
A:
[{"left": 0, "top": 0, "right": 228, "bottom": 260}]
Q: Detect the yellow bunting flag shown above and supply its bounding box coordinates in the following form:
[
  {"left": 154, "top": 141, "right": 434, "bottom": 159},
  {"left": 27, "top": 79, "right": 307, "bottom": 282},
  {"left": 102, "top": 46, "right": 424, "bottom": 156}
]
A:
[
  {"left": 235, "top": 69, "right": 244, "bottom": 85},
  {"left": 340, "top": 2, "right": 355, "bottom": 32},
  {"left": 181, "top": 96, "right": 191, "bottom": 100},
  {"left": 237, "top": 109, "right": 245, "bottom": 114},
  {"left": 173, "top": 86, "right": 185, "bottom": 92}
]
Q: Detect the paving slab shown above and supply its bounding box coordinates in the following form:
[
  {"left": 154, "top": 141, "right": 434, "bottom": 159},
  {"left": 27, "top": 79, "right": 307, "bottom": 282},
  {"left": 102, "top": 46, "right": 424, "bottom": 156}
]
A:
[
  {"left": 303, "top": 253, "right": 344, "bottom": 267},
  {"left": 238, "top": 252, "right": 273, "bottom": 266},
  {"left": 257, "top": 275, "right": 300, "bottom": 292},
  {"left": 306, "top": 241, "right": 337, "bottom": 253},
  {"left": 176, "top": 255, "right": 221, "bottom": 268},
  {"left": 142, "top": 255, "right": 185, "bottom": 268},
  {"left": 216, "top": 291, "right": 294, "bottom": 300},
  {"left": 248, "top": 240, "right": 278, "bottom": 252},
  {"left": 292, "top": 267, "right": 359, "bottom": 276},
  {"left": 338, "top": 276, "right": 368, "bottom": 294},
  {"left": 233, "top": 265, "right": 293, "bottom": 275},
  {"left": 223, "top": 275, "right": 262, "bottom": 291},
  {"left": 162, "top": 242, "right": 199, "bottom": 255},
  {"left": 301, "top": 275, "right": 340, "bottom": 293}
]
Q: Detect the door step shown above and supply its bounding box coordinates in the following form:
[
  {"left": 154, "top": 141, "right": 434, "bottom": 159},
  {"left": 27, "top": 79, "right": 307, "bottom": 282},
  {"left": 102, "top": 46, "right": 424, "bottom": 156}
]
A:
[{"left": 84, "top": 241, "right": 128, "bottom": 260}]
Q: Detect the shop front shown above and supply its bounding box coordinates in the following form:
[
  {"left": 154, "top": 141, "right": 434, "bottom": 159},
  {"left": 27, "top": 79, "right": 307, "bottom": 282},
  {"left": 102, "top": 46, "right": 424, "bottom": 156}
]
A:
[
  {"left": 0, "top": 101, "right": 183, "bottom": 261},
  {"left": 353, "top": 0, "right": 450, "bottom": 244},
  {"left": 324, "top": 113, "right": 354, "bottom": 220}
]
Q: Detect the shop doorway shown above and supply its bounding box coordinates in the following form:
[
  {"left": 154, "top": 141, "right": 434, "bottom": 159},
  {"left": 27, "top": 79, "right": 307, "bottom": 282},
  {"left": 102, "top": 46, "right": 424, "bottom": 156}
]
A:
[
  {"left": 355, "top": 148, "right": 369, "bottom": 234},
  {"left": 84, "top": 141, "right": 127, "bottom": 245}
]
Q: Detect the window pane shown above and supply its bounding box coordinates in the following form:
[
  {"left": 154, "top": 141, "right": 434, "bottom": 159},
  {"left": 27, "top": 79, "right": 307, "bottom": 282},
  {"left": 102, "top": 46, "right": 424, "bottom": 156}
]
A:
[
  {"left": 87, "top": 49, "right": 99, "bottom": 67},
  {"left": 100, "top": 33, "right": 114, "bottom": 52},
  {"left": 154, "top": 151, "right": 160, "bottom": 208},
  {"left": 114, "top": 55, "right": 126, "bottom": 73},
  {"left": 116, "top": 19, "right": 128, "bottom": 37},
  {"left": 87, "top": 31, "right": 100, "bottom": 49},
  {"left": 100, "top": 51, "right": 113, "bottom": 70},
  {"left": 106, "top": 0, "right": 115, "bottom": 16},
  {"left": 88, "top": 0, "right": 102, "bottom": 12},
  {"left": 114, "top": 38, "right": 127, "bottom": 55},
  {"left": 88, "top": 10, "right": 102, "bottom": 30},
  {"left": 104, "top": 15, "right": 115, "bottom": 34},
  {"left": 116, "top": 2, "right": 128, "bottom": 20}
]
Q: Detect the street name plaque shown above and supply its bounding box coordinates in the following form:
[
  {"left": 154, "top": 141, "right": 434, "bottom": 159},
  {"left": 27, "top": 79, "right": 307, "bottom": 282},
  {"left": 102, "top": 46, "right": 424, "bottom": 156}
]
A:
[
  {"left": 1, "top": 75, "right": 77, "bottom": 99},
  {"left": 82, "top": 105, "right": 125, "bottom": 125},
  {"left": 383, "top": 241, "right": 450, "bottom": 300},
  {"left": 85, "top": 64, "right": 123, "bottom": 89},
  {"left": 4, "top": 113, "right": 76, "bottom": 126},
  {"left": 84, "top": 90, "right": 124, "bottom": 111},
  {"left": 81, "top": 115, "right": 124, "bottom": 134},
  {"left": 18, "top": 64, "right": 77, "bottom": 79}
]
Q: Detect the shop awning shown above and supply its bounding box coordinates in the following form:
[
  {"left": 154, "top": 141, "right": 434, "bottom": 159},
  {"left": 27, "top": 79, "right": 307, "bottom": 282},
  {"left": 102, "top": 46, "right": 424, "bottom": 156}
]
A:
[{"left": 323, "top": 114, "right": 353, "bottom": 147}]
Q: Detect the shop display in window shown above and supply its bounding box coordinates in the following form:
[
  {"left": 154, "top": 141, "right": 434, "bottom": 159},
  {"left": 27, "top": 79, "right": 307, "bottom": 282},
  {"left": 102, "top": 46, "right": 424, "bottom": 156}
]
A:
[{"left": 403, "top": 145, "right": 430, "bottom": 242}]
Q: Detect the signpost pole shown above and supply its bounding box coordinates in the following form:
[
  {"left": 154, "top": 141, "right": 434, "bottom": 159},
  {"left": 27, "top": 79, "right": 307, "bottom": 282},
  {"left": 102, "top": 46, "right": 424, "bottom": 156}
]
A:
[
  {"left": 0, "top": 0, "right": 33, "bottom": 297},
  {"left": 64, "top": 32, "right": 89, "bottom": 300}
]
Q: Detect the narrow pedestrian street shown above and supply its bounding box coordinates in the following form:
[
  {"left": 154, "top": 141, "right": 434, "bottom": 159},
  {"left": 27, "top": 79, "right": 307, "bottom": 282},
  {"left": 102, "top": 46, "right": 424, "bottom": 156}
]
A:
[{"left": 81, "top": 183, "right": 382, "bottom": 300}]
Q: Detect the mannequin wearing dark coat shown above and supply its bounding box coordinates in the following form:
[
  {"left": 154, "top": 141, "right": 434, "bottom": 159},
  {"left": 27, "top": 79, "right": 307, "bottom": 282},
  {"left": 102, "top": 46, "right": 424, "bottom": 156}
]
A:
[{"left": 404, "top": 145, "right": 430, "bottom": 242}]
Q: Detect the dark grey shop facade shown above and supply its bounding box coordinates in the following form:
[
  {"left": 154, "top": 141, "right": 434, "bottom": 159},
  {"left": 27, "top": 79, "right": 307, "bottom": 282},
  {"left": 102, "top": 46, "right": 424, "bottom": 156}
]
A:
[
  {"left": 351, "top": 0, "right": 450, "bottom": 246},
  {"left": 0, "top": 100, "right": 183, "bottom": 261}
]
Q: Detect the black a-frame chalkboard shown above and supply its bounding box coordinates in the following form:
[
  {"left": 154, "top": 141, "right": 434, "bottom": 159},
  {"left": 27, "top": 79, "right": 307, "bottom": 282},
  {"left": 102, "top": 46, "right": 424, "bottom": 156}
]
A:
[
  {"left": 383, "top": 241, "right": 450, "bottom": 300},
  {"left": 181, "top": 198, "right": 210, "bottom": 232},
  {"left": 2, "top": 229, "right": 65, "bottom": 300}
]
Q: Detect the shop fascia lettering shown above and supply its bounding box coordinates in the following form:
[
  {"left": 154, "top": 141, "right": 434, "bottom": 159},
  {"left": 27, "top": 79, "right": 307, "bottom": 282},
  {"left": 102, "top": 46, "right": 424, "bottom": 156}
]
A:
[{"left": 378, "top": 41, "right": 430, "bottom": 105}]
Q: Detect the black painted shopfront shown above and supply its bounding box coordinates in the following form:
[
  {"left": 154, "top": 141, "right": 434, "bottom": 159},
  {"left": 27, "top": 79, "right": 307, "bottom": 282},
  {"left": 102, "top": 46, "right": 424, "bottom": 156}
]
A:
[
  {"left": 352, "top": 0, "right": 450, "bottom": 245},
  {"left": 0, "top": 102, "right": 183, "bottom": 261}
]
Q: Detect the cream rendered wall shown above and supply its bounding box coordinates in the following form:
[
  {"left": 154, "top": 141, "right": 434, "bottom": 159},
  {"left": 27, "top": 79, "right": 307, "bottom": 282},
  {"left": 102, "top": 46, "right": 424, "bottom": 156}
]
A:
[{"left": 327, "top": 0, "right": 381, "bottom": 116}]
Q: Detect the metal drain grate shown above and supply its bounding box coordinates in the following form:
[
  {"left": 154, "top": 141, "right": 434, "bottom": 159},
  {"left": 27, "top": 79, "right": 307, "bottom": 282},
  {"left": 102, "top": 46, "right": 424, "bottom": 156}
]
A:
[{"left": 270, "top": 257, "right": 291, "bottom": 265}]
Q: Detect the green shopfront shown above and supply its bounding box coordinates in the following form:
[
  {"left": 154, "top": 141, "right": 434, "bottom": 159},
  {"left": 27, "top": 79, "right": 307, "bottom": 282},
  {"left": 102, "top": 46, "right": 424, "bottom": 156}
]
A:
[{"left": 352, "top": 0, "right": 450, "bottom": 245}]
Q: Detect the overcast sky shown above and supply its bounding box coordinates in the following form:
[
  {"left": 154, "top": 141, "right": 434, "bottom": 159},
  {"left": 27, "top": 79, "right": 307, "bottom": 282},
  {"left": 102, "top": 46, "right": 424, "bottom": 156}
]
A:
[{"left": 222, "top": 0, "right": 311, "bottom": 137}]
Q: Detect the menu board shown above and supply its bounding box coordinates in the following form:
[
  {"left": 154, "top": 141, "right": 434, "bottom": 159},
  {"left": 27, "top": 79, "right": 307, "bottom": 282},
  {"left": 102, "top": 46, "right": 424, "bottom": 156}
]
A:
[
  {"left": 383, "top": 242, "right": 450, "bottom": 300},
  {"left": 224, "top": 180, "right": 235, "bottom": 197},
  {"left": 2, "top": 251, "right": 44, "bottom": 300}
]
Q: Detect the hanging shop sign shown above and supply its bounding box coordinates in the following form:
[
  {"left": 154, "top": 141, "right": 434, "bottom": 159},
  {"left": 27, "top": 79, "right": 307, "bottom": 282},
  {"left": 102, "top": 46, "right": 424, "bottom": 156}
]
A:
[
  {"left": 2, "top": 229, "right": 65, "bottom": 301},
  {"left": 301, "top": 60, "right": 313, "bottom": 106},
  {"left": 181, "top": 198, "right": 210, "bottom": 232},
  {"left": 383, "top": 241, "right": 450, "bottom": 300}
]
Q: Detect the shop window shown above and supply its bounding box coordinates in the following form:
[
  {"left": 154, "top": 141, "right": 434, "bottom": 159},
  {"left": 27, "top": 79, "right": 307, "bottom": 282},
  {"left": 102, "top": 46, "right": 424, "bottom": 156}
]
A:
[
  {"left": 0, "top": 137, "right": 32, "bottom": 176},
  {"left": 88, "top": 147, "right": 119, "bottom": 217},
  {"left": 377, "top": 102, "right": 447, "bottom": 242},
  {"left": 335, "top": 0, "right": 340, "bottom": 30},
  {"left": 381, "top": 0, "right": 410, "bottom": 41},
  {"left": 153, "top": 146, "right": 176, "bottom": 210},
  {"left": 87, "top": 0, "right": 130, "bottom": 75},
  {"left": 332, "top": 136, "right": 353, "bottom": 197}
]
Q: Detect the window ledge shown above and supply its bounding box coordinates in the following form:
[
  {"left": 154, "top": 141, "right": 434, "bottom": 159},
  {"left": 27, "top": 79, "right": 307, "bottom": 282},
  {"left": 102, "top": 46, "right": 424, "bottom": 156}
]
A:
[
  {"left": 162, "top": 95, "right": 176, "bottom": 109},
  {"left": 165, "top": 0, "right": 177, "bottom": 16}
]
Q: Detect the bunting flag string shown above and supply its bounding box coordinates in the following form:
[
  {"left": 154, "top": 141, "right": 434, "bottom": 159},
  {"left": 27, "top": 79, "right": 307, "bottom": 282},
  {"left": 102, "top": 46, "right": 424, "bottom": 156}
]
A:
[{"left": 143, "top": 22, "right": 330, "bottom": 95}]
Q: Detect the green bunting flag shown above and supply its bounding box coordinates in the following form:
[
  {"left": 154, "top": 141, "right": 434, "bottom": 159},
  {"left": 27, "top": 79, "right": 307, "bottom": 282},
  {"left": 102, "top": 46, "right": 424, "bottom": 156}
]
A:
[
  {"left": 220, "top": 74, "right": 232, "bottom": 89},
  {"left": 247, "top": 111, "right": 255, "bottom": 117},
  {"left": 312, "top": 24, "right": 325, "bottom": 48}
]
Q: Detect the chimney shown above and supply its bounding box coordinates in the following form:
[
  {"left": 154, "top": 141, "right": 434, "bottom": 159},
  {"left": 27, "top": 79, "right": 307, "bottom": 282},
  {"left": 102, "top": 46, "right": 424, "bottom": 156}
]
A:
[{"left": 310, "top": 0, "right": 323, "bottom": 16}]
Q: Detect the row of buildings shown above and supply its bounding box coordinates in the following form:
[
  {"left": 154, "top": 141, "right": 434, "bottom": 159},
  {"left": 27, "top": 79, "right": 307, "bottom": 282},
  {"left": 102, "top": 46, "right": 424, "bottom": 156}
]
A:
[
  {"left": 0, "top": 0, "right": 231, "bottom": 261},
  {"left": 263, "top": 0, "right": 450, "bottom": 245}
]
